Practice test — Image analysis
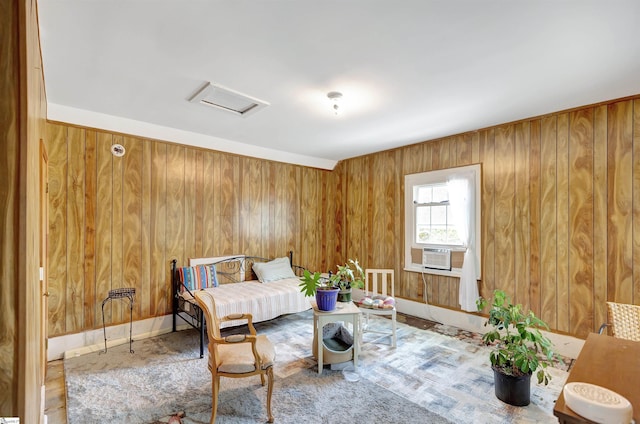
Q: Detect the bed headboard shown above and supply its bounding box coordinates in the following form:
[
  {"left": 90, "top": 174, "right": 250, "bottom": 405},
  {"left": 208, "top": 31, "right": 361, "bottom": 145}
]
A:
[{"left": 173, "top": 250, "right": 305, "bottom": 287}]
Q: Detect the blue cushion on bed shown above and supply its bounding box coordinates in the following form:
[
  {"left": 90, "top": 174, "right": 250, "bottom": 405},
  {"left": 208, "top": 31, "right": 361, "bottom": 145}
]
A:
[
  {"left": 178, "top": 264, "right": 218, "bottom": 292},
  {"left": 252, "top": 257, "right": 297, "bottom": 283}
]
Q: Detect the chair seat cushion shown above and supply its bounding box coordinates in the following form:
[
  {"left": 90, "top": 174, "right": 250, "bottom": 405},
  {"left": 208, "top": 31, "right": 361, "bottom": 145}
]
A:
[
  {"left": 357, "top": 295, "right": 395, "bottom": 309},
  {"left": 215, "top": 335, "right": 275, "bottom": 374}
]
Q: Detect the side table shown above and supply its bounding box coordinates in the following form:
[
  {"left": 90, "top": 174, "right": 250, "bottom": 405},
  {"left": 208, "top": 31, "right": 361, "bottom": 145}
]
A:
[
  {"left": 101, "top": 287, "right": 136, "bottom": 354},
  {"left": 311, "top": 300, "right": 361, "bottom": 374}
]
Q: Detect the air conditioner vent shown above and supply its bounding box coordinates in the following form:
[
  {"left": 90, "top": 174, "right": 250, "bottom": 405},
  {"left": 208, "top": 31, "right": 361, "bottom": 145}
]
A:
[
  {"left": 189, "top": 82, "right": 269, "bottom": 117},
  {"left": 422, "top": 248, "right": 451, "bottom": 271}
]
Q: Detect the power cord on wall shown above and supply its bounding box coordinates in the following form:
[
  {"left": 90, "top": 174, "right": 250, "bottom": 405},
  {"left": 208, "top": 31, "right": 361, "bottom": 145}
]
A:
[{"left": 420, "top": 269, "right": 438, "bottom": 323}]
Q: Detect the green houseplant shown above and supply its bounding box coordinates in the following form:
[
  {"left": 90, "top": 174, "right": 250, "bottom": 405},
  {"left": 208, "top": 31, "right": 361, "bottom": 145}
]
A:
[
  {"left": 299, "top": 269, "right": 339, "bottom": 311},
  {"left": 329, "top": 259, "right": 365, "bottom": 302},
  {"left": 476, "top": 289, "right": 556, "bottom": 406}
]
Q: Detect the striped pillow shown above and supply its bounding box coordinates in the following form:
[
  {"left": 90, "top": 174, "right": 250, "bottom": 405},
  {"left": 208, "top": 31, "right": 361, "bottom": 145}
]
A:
[{"left": 178, "top": 265, "right": 218, "bottom": 292}]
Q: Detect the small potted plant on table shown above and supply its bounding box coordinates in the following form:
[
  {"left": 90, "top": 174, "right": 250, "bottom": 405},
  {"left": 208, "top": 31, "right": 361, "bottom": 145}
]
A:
[
  {"left": 299, "top": 270, "right": 339, "bottom": 311},
  {"left": 329, "top": 259, "right": 365, "bottom": 303},
  {"left": 476, "top": 289, "right": 557, "bottom": 406}
]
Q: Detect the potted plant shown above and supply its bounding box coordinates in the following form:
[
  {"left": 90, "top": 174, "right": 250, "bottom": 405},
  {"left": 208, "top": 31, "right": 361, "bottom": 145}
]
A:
[
  {"left": 476, "top": 289, "right": 556, "bottom": 406},
  {"left": 299, "top": 269, "right": 339, "bottom": 311},
  {"left": 329, "top": 259, "right": 365, "bottom": 302}
]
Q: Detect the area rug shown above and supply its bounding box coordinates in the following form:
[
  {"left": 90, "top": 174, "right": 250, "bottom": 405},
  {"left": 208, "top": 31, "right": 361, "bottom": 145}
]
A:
[{"left": 64, "top": 310, "right": 567, "bottom": 423}]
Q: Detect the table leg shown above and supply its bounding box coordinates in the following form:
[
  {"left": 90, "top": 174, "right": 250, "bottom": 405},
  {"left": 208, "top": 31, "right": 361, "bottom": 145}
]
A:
[
  {"left": 317, "top": 317, "right": 323, "bottom": 374},
  {"left": 353, "top": 314, "right": 359, "bottom": 370}
]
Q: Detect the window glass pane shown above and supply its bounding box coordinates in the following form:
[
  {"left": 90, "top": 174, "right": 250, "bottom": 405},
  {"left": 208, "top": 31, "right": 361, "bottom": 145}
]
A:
[
  {"left": 415, "top": 205, "right": 430, "bottom": 243},
  {"left": 431, "top": 205, "right": 447, "bottom": 225}
]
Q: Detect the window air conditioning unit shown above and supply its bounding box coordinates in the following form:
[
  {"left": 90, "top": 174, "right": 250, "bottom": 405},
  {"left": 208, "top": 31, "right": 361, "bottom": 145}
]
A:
[{"left": 422, "top": 248, "right": 451, "bottom": 271}]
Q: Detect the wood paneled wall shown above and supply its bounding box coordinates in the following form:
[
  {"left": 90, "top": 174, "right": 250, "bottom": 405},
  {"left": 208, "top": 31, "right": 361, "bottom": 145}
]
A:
[
  {"left": 335, "top": 96, "right": 640, "bottom": 339},
  {"left": 45, "top": 124, "right": 337, "bottom": 337},
  {"left": 47, "top": 95, "right": 640, "bottom": 341},
  {"left": 1, "top": 0, "right": 47, "bottom": 419}
]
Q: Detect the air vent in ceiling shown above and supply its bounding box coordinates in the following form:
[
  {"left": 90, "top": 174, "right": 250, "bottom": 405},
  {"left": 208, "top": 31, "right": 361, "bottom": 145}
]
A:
[{"left": 188, "top": 82, "right": 269, "bottom": 117}]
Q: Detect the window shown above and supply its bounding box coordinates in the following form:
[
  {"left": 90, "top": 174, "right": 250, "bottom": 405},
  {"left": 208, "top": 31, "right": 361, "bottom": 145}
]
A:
[
  {"left": 414, "top": 183, "right": 462, "bottom": 246},
  {"left": 404, "top": 164, "right": 481, "bottom": 278}
]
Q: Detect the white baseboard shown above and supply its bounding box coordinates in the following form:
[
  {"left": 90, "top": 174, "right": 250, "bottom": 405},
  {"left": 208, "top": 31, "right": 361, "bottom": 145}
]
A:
[
  {"left": 48, "top": 315, "right": 190, "bottom": 361},
  {"left": 48, "top": 301, "right": 585, "bottom": 361},
  {"left": 395, "top": 298, "right": 585, "bottom": 359}
]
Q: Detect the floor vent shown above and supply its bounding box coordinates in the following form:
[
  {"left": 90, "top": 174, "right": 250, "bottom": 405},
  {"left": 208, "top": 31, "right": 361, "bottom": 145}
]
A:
[{"left": 189, "top": 82, "right": 269, "bottom": 117}]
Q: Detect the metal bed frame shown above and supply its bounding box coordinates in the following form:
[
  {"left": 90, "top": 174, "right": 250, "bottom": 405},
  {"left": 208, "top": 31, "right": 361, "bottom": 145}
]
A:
[{"left": 171, "top": 251, "right": 305, "bottom": 357}]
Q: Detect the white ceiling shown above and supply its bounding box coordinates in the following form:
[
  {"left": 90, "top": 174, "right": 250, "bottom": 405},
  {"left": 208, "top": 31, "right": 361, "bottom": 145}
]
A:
[{"left": 38, "top": 1, "right": 640, "bottom": 170}]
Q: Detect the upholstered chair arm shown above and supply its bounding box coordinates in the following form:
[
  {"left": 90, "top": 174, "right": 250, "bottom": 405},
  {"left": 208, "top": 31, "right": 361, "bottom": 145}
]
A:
[
  {"left": 220, "top": 313, "right": 257, "bottom": 335},
  {"left": 222, "top": 334, "right": 257, "bottom": 344},
  {"left": 214, "top": 333, "right": 265, "bottom": 370}
]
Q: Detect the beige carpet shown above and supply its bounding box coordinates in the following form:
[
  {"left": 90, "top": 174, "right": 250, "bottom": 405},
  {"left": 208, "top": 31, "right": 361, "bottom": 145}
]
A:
[{"left": 64, "top": 309, "right": 568, "bottom": 423}]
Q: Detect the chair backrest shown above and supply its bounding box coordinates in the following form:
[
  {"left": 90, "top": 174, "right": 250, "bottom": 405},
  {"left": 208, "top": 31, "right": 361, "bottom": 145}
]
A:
[
  {"left": 607, "top": 301, "right": 640, "bottom": 341},
  {"left": 364, "top": 269, "right": 395, "bottom": 298},
  {"left": 194, "top": 291, "right": 222, "bottom": 363}
]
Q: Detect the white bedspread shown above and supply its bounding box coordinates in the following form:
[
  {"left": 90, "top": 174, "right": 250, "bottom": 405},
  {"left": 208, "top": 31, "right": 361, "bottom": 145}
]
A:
[{"left": 181, "top": 277, "right": 311, "bottom": 328}]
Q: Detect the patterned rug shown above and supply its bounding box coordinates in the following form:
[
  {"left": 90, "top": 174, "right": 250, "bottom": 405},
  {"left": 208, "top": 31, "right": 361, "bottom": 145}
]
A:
[{"left": 64, "top": 309, "right": 568, "bottom": 423}]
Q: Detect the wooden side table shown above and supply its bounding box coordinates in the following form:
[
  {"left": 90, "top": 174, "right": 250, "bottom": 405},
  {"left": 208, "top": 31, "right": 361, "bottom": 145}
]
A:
[
  {"left": 311, "top": 300, "right": 361, "bottom": 375},
  {"left": 553, "top": 333, "right": 640, "bottom": 423}
]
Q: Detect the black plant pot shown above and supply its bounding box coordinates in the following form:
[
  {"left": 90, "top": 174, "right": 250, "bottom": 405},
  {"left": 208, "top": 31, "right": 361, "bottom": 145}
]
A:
[
  {"left": 337, "top": 289, "right": 352, "bottom": 302},
  {"left": 492, "top": 367, "right": 531, "bottom": 406}
]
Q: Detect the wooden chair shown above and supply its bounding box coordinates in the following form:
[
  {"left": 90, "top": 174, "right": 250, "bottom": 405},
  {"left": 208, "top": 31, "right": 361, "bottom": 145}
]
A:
[
  {"left": 357, "top": 269, "right": 397, "bottom": 348},
  {"left": 194, "top": 290, "right": 275, "bottom": 423},
  {"left": 598, "top": 301, "right": 640, "bottom": 342}
]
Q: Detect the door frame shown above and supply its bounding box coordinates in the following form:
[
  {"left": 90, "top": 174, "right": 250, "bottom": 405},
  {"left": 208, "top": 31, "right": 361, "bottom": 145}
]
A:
[{"left": 39, "top": 138, "right": 48, "bottom": 378}]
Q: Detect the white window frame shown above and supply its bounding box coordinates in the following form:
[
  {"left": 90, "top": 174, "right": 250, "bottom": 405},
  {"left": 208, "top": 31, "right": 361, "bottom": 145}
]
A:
[{"left": 404, "top": 164, "right": 482, "bottom": 278}]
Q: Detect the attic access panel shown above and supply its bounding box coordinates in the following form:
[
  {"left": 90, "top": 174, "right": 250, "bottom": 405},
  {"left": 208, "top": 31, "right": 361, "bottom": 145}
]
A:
[{"left": 189, "top": 82, "right": 269, "bottom": 117}]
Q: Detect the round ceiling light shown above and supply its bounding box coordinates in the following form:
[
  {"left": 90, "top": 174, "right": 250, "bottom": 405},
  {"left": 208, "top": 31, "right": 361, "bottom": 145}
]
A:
[{"left": 327, "top": 91, "right": 343, "bottom": 115}]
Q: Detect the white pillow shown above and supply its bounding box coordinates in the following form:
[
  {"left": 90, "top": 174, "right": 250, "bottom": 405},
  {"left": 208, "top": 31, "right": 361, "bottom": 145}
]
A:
[{"left": 253, "top": 257, "right": 297, "bottom": 283}]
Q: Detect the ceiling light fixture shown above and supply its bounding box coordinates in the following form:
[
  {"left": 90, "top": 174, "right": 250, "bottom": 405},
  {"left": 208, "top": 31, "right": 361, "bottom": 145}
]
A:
[{"left": 327, "top": 91, "right": 343, "bottom": 115}]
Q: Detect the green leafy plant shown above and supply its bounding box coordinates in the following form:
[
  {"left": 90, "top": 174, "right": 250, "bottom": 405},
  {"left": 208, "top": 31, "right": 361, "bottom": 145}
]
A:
[
  {"left": 476, "top": 290, "right": 556, "bottom": 385},
  {"left": 299, "top": 269, "right": 333, "bottom": 297},
  {"left": 329, "top": 259, "right": 365, "bottom": 290}
]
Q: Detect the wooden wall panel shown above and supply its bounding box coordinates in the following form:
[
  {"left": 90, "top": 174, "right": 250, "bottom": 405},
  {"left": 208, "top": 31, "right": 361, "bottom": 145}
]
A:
[
  {"left": 556, "top": 114, "right": 570, "bottom": 332},
  {"left": 201, "top": 151, "right": 216, "bottom": 257},
  {"left": 83, "top": 131, "right": 97, "bottom": 328},
  {"left": 141, "top": 140, "right": 152, "bottom": 317},
  {"left": 529, "top": 120, "right": 542, "bottom": 317},
  {"left": 607, "top": 101, "right": 634, "bottom": 304},
  {"left": 493, "top": 126, "right": 516, "bottom": 304},
  {"left": 634, "top": 100, "right": 640, "bottom": 305},
  {"left": 111, "top": 135, "right": 124, "bottom": 323},
  {"left": 122, "top": 136, "right": 143, "bottom": 320},
  {"left": 183, "top": 148, "right": 197, "bottom": 259},
  {"left": 539, "top": 116, "right": 558, "bottom": 327},
  {"left": 479, "top": 129, "right": 496, "bottom": 303},
  {"left": 66, "top": 127, "right": 85, "bottom": 333},
  {"left": 46, "top": 124, "right": 67, "bottom": 335},
  {"left": 568, "top": 109, "right": 594, "bottom": 336},
  {"left": 514, "top": 122, "right": 530, "bottom": 309},
  {"left": 593, "top": 106, "right": 609, "bottom": 332},
  {"left": 149, "top": 142, "right": 166, "bottom": 316},
  {"left": 94, "top": 133, "right": 113, "bottom": 324}
]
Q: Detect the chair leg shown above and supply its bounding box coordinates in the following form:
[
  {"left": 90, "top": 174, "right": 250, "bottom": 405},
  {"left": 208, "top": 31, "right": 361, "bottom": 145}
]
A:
[
  {"left": 260, "top": 372, "right": 266, "bottom": 386},
  {"left": 265, "top": 367, "right": 274, "bottom": 423},
  {"left": 211, "top": 375, "right": 220, "bottom": 424},
  {"left": 391, "top": 310, "right": 397, "bottom": 348}
]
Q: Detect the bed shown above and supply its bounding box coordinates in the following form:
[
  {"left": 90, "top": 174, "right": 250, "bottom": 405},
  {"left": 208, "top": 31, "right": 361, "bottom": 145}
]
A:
[{"left": 171, "top": 251, "right": 311, "bottom": 357}]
